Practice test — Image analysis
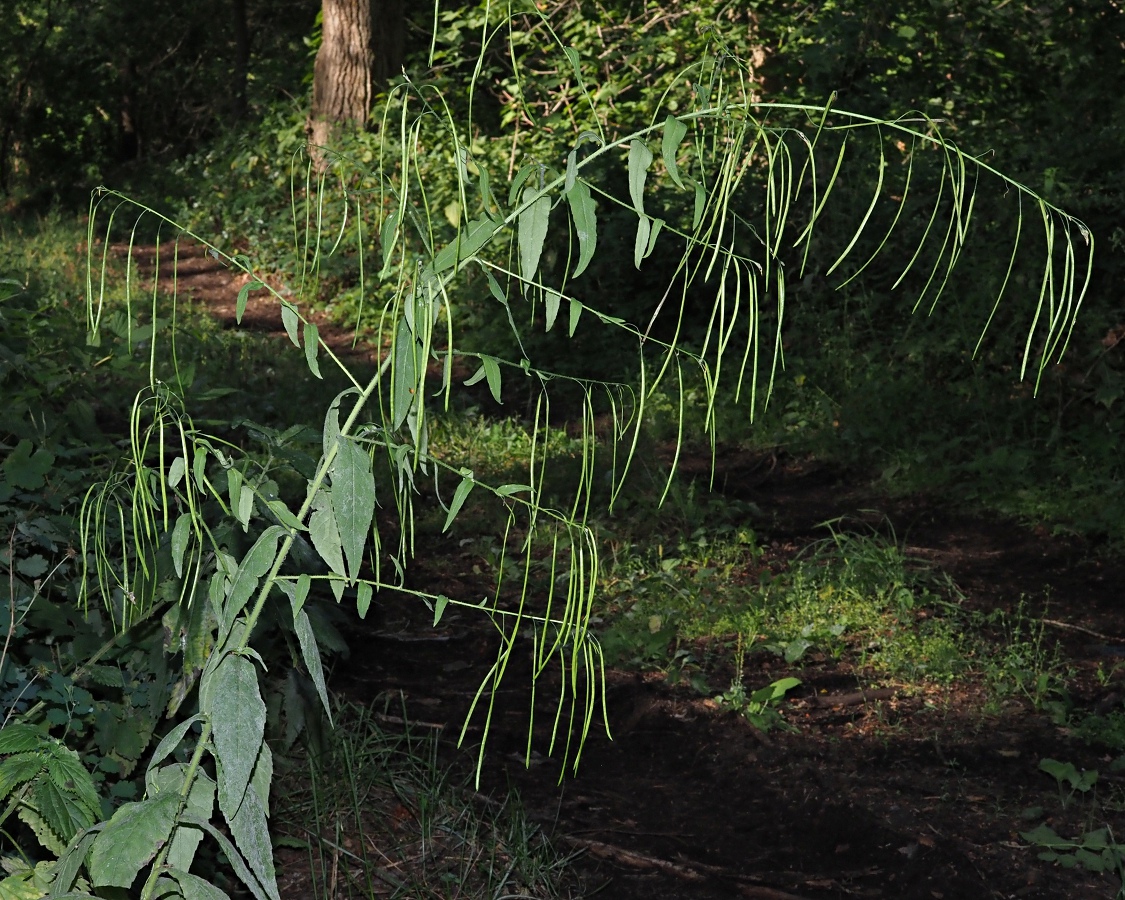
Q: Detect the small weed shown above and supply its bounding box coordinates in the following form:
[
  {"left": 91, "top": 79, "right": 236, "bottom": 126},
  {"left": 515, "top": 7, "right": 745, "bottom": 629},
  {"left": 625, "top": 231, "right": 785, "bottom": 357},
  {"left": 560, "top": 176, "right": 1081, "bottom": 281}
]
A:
[
  {"left": 713, "top": 635, "right": 801, "bottom": 732},
  {"left": 980, "top": 598, "right": 1068, "bottom": 711},
  {"left": 1040, "top": 758, "right": 1099, "bottom": 808}
]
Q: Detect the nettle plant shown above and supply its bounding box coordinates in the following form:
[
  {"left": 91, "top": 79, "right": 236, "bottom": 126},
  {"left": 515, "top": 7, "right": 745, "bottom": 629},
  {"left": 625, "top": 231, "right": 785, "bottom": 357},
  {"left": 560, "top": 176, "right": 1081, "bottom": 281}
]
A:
[{"left": 1, "top": 15, "right": 1090, "bottom": 900}]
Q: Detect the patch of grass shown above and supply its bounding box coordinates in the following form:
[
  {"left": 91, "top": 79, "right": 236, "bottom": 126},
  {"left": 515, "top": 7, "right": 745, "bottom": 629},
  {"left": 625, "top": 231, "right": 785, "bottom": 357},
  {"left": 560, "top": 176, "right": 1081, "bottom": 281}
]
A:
[{"left": 274, "top": 699, "right": 581, "bottom": 899}]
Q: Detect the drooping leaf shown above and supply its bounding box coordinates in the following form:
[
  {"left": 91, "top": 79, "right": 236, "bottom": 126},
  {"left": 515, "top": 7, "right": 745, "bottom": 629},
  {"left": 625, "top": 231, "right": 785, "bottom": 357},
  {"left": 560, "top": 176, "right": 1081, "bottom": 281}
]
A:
[
  {"left": 147, "top": 716, "right": 205, "bottom": 773},
  {"left": 168, "top": 869, "right": 232, "bottom": 900},
  {"left": 279, "top": 301, "right": 300, "bottom": 347},
  {"left": 661, "top": 115, "right": 689, "bottom": 189},
  {"left": 44, "top": 745, "right": 100, "bottom": 824},
  {"left": 228, "top": 778, "right": 277, "bottom": 900},
  {"left": 88, "top": 793, "right": 178, "bottom": 888},
  {"left": 633, "top": 214, "right": 651, "bottom": 269},
  {"left": 147, "top": 764, "right": 215, "bottom": 874},
  {"left": 379, "top": 210, "right": 399, "bottom": 274},
  {"left": 0, "top": 752, "right": 46, "bottom": 798},
  {"left": 50, "top": 827, "right": 101, "bottom": 896},
  {"left": 303, "top": 322, "right": 321, "bottom": 379},
  {"left": 250, "top": 743, "right": 273, "bottom": 818},
  {"left": 391, "top": 317, "right": 419, "bottom": 431},
  {"left": 293, "top": 608, "right": 331, "bottom": 718},
  {"left": 518, "top": 194, "right": 551, "bottom": 284},
  {"left": 308, "top": 492, "right": 345, "bottom": 576},
  {"left": 219, "top": 527, "right": 285, "bottom": 640},
  {"left": 356, "top": 582, "right": 373, "bottom": 619},
  {"left": 236, "top": 484, "right": 254, "bottom": 529},
  {"left": 568, "top": 299, "right": 583, "bottom": 337},
  {"left": 207, "top": 653, "right": 266, "bottom": 820},
  {"left": 628, "top": 139, "right": 653, "bottom": 215},
  {"left": 235, "top": 281, "right": 264, "bottom": 324},
  {"left": 32, "top": 776, "right": 95, "bottom": 843},
  {"left": 171, "top": 514, "right": 191, "bottom": 578},
  {"left": 443, "top": 471, "right": 476, "bottom": 533},
  {"left": 544, "top": 289, "right": 562, "bottom": 332},
  {"left": 429, "top": 215, "right": 498, "bottom": 275},
  {"left": 433, "top": 595, "right": 450, "bottom": 627},
  {"left": 565, "top": 179, "right": 597, "bottom": 279},
  {"left": 180, "top": 812, "right": 277, "bottom": 900},
  {"left": 329, "top": 437, "right": 376, "bottom": 582}
]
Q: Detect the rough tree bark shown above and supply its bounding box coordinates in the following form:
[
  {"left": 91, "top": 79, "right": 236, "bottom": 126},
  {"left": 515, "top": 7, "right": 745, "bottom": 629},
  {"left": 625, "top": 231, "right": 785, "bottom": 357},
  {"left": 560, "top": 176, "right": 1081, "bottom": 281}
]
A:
[{"left": 308, "top": 0, "right": 374, "bottom": 163}]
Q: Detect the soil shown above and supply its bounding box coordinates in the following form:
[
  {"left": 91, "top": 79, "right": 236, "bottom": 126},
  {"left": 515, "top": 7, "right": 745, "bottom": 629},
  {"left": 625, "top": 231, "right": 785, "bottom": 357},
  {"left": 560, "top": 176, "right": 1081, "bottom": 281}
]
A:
[{"left": 147, "top": 243, "right": 1125, "bottom": 899}]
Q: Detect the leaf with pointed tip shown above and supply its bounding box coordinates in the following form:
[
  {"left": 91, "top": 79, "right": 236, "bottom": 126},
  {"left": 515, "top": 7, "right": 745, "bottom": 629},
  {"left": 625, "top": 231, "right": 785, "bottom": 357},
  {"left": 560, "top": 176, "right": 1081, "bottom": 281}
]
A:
[
  {"left": 309, "top": 498, "right": 345, "bottom": 577},
  {"left": 88, "top": 793, "right": 178, "bottom": 888},
  {"left": 628, "top": 139, "right": 653, "bottom": 215},
  {"left": 219, "top": 527, "right": 285, "bottom": 641},
  {"left": 228, "top": 776, "right": 277, "bottom": 900},
  {"left": 508, "top": 163, "right": 537, "bottom": 207},
  {"left": 518, "top": 194, "right": 551, "bottom": 284},
  {"left": 433, "top": 595, "right": 450, "bottom": 626},
  {"left": 303, "top": 322, "right": 321, "bottom": 379},
  {"left": 168, "top": 869, "right": 232, "bottom": 900},
  {"left": 279, "top": 301, "right": 300, "bottom": 347},
  {"left": 565, "top": 179, "right": 597, "bottom": 278},
  {"left": 171, "top": 514, "right": 191, "bottom": 578},
  {"left": 330, "top": 437, "right": 376, "bottom": 582},
  {"left": 661, "top": 116, "right": 688, "bottom": 189},
  {"left": 379, "top": 210, "right": 399, "bottom": 273},
  {"left": 568, "top": 299, "right": 583, "bottom": 337},
  {"left": 208, "top": 653, "right": 266, "bottom": 820},
  {"left": 236, "top": 281, "right": 264, "bottom": 324},
  {"left": 443, "top": 471, "right": 476, "bottom": 533},
  {"left": 180, "top": 812, "right": 277, "bottom": 900},
  {"left": 356, "top": 582, "right": 373, "bottom": 619},
  {"left": 391, "top": 317, "right": 419, "bottom": 431},
  {"left": 293, "top": 608, "right": 331, "bottom": 718},
  {"left": 634, "top": 215, "right": 651, "bottom": 269},
  {"left": 544, "top": 290, "right": 562, "bottom": 332}
]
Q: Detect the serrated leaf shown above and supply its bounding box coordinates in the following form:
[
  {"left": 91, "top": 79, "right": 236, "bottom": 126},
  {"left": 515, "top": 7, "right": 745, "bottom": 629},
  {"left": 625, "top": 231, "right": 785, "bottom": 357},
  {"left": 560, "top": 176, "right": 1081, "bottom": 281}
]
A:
[
  {"left": 565, "top": 179, "right": 597, "bottom": 279},
  {"left": 235, "top": 281, "right": 264, "bottom": 324},
  {"left": 279, "top": 301, "right": 300, "bottom": 347},
  {"left": 221, "top": 526, "right": 284, "bottom": 642},
  {"left": 391, "top": 317, "right": 419, "bottom": 431},
  {"left": 628, "top": 139, "right": 653, "bottom": 215},
  {"left": 661, "top": 115, "right": 689, "bottom": 189},
  {"left": 207, "top": 654, "right": 265, "bottom": 821},
  {"left": 88, "top": 793, "right": 178, "bottom": 888},
  {"left": 32, "top": 777, "right": 94, "bottom": 843},
  {"left": 518, "top": 194, "right": 551, "bottom": 285},
  {"left": 18, "top": 803, "right": 65, "bottom": 856},
  {"left": 0, "top": 751, "right": 46, "bottom": 798},
  {"left": 293, "top": 609, "right": 331, "bottom": 719},
  {"left": 568, "top": 299, "right": 583, "bottom": 337},
  {"left": 443, "top": 472, "right": 476, "bottom": 533},
  {"left": 171, "top": 514, "right": 192, "bottom": 579},
  {"left": 329, "top": 438, "right": 375, "bottom": 582},
  {"left": 45, "top": 745, "right": 100, "bottom": 822},
  {"left": 303, "top": 322, "right": 321, "bottom": 379},
  {"left": 356, "top": 582, "right": 372, "bottom": 619},
  {"left": 1021, "top": 823, "right": 1067, "bottom": 847},
  {"left": 14, "top": 554, "right": 47, "bottom": 578},
  {"left": 227, "top": 778, "right": 277, "bottom": 900},
  {"left": 0, "top": 725, "right": 46, "bottom": 754}
]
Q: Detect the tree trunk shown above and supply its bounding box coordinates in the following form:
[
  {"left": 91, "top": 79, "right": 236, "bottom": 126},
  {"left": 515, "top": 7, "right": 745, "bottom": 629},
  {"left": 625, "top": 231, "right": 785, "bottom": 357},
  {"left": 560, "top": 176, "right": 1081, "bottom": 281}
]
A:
[{"left": 308, "top": 0, "right": 375, "bottom": 161}]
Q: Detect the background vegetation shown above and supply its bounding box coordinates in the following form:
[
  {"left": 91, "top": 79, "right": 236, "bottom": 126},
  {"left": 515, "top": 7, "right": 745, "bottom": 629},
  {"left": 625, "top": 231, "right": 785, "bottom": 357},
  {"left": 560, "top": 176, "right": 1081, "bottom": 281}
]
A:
[{"left": 3, "top": 0, "right": 1124, "bottom": 897}]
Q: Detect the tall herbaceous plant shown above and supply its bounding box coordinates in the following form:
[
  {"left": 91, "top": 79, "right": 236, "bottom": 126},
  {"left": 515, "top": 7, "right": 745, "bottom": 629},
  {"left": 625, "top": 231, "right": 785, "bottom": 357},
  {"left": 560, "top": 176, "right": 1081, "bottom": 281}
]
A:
[{"left": 11, "top": 6, "right": 1089, "bottom": 899}]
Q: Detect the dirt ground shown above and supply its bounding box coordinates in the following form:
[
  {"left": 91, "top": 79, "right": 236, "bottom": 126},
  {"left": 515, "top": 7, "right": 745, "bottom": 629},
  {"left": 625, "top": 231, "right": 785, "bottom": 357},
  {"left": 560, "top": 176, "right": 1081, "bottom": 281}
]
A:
[{"left": 149, "top": 243, "right": 1125, "bottom": 899}]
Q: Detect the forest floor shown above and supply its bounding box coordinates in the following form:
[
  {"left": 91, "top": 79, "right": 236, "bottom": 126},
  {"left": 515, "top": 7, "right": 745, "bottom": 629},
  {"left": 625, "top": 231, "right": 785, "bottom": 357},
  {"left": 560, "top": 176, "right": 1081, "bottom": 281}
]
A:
[{"left": 153, "top": 243, "right": 1125, "bottom": 899}]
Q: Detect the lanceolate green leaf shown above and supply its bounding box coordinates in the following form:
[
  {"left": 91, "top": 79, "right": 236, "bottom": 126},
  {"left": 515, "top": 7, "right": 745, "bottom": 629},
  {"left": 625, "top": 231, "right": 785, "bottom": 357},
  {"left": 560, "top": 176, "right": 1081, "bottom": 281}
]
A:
[
  {"left": 88, "top": 792, "right": 178, "bottom": 888},
  {"left": 627, "top": 139, "right": 653, "bottom": 216},
  {"left": 565, "top": 179, "right": 597, "bottom": 278},
  {"left": 293, "top": 607, "right": 331, "bottom": 718},
  {"left": 661, "top": 115, "right": 689, "bottom": 189},
  {"left": 170, "top": 513, "right": 191, "bottom": 578},
  {"left": 308, "top": 491, "right": 345, "bottom": 576},
  {"left": 465, "top": 356, "right": 503, "bottom": 404},
  {"left": 302, "top": 321, "right": 321, "bottom": 379},
  {"left": 207, "top": 653, "right": 266, "bottom": 820},
  {"left": 228, "top": 780, "right": 277, "bottom": 900},
  {"left": 329, "top": 436, "right": 376, "bottom": 582},
  {"left": 279, "top": 300, "right": 300, "bottom": 347},
  {"left": 443, "top": 470, "right": 476, "bottom": 532},
  {"left": 235, "top": 280, "right": 264, "bottom": 324},
  {"left": 391, "top": 317, "right": 419, "bottom": 431},
  {"left": 219, "top": 526, "right": 285, "bottom": 641},
  {"left": 180, "top": 812, "right": 275, "bottom": 900},
  {"left": 518, "top": 194, "right": 551, "bottom": 284},
  {"left": 168, "top": 869, "right": 233, "bottom": 900}
]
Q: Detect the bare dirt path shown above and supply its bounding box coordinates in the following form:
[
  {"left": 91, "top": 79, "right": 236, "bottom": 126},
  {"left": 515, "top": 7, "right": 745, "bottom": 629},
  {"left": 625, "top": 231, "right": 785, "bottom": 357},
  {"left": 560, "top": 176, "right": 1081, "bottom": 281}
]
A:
[{"left": 140, "top": 245, "right": 1125, "bottom": 899}]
